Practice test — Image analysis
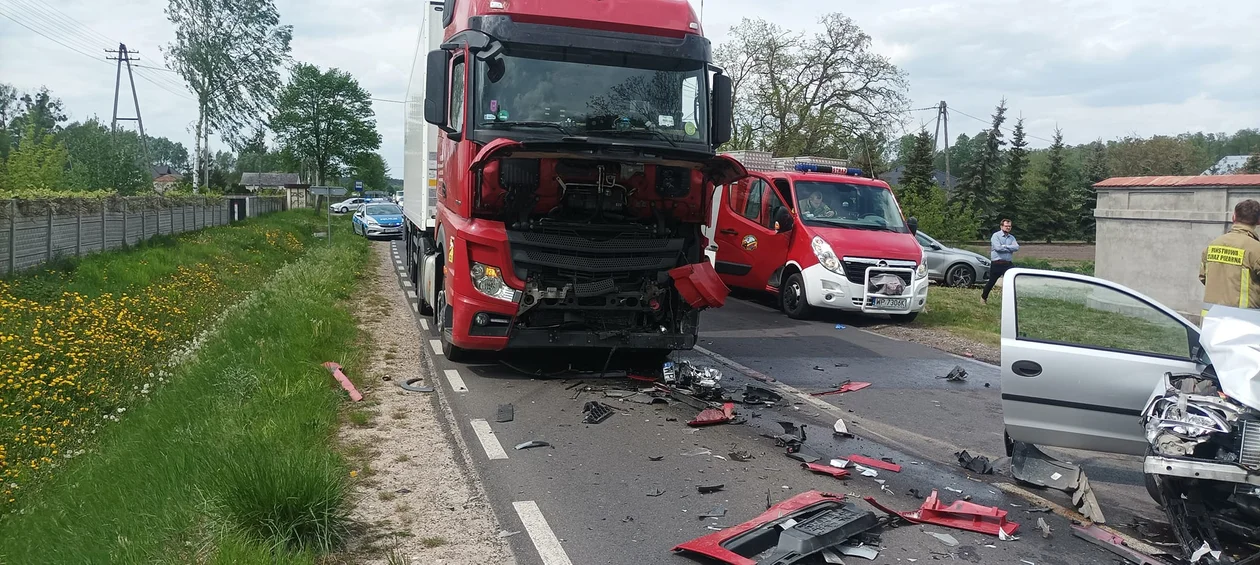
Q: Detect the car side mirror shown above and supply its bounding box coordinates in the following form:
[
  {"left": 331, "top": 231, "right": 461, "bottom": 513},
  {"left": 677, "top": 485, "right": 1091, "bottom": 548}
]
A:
[
  {"left": 773, "top": 206, "right": 794, "bottom": 233},
  {"left": 711, "top": 73, "right": 733, "bottom": 148},
  {"left": 424, "top": 49, "right": 451, "bottom": 130},
  {"left": 931, "top": 243, "right": 942, "bottom": 250}
]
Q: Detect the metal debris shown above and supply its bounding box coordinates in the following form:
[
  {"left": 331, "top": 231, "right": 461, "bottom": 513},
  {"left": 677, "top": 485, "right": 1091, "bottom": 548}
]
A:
[
  {"left": 698, "top": 484, "right": 725, "bottom": 494},
  {"left": 955, "top": 450, "right": 994, "bottom": 474},
  {"left": 1038, "top": 517, "right": 1052, "bottom": 538},
  {"left": 837, "top": 543, "right": 880, "bottom": 560},
  {"left": 648, "top": 456, "right": 664, "bottom": 461},
  {"left": 833, "top": 418, "right": 854, "bottom": 438},
  {"left": 496, "top": 404, "right": 514, "bottom": 423},
  {"left": 925, "top": 531, "right": 959, "bottom": 547},
  {"left": 699, "top": 505, "right": 727, "bottom": 519},
  {"left": 938, "top": 365, "right": 968, "bottom": 382},
  {"left": 396, "top": 376, "right": 435, "bottom": 393},
  {"left": 767, "top": 421, "right": 807, "bottom": 452},
  {"left": 1071, "top": 524, "right": 1165, "bottom": 565},
  {"left": 514, "top": 440, "right": 550, "bottom": 450},
  {"left": 582, "top": 401, "right": 614, "bottom": 424},
  {"left": 497, "top": 530, "right": 521, "bottom": 538}
]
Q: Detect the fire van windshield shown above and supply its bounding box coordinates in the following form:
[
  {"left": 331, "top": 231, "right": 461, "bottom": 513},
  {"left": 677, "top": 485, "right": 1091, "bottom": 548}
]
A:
[
  {"left": 474, "top": 50, "right": 709, "bottom": 147},
  {"left": 793, "top": 181, "right": 909, "bottom": 233}
]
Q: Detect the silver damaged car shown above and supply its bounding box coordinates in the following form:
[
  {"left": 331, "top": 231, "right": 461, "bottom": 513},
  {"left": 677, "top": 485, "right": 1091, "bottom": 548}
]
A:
[{"left": 916, "top": 231, "right": 990, "bottom": 287}]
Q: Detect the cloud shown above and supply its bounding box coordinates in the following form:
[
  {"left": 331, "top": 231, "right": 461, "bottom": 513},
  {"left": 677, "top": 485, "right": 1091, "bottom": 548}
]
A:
[{"left": 1, "top": 0, "right": 1257, "bottom": 182}]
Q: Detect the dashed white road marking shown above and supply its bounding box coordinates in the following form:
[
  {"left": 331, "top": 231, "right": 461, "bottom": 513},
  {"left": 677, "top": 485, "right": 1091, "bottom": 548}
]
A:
[
  {"left": 470, "top": 419, "right": 508, "bottom": 460},
  {"left": 513, "top": 501, "right": 574, "bottom": 565},
  {"left": 429, "top": 339, "right": 443, "bottom": 355},
  {"left": 406, "top": 290, "right": 417, "bottom": 299},
  {"left": 420, "top": 318, "right": 430, "bottom": 331},
  {"left": 411, "top": 302, "right": 418, "bottom": 312},
  {"left": 444, "top": 369, "right": 467, "bottom": 392},
  {"left": 402, "top": 280, "right": 413, "bottom": 288}
]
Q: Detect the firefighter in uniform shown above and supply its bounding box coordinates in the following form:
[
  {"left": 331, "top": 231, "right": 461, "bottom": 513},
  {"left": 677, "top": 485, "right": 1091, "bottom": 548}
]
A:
[{"left": 1200, "top": 199, "right": 1260, "bottom": 317}]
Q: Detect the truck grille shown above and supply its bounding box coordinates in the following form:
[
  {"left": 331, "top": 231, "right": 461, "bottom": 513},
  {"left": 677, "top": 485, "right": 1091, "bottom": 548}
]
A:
[
  {"left": 506, "top": 230, "right": 684, "bottom": 282},
  {"left": 1242, "top": 419, "right": 1260, "bottom": 469}
]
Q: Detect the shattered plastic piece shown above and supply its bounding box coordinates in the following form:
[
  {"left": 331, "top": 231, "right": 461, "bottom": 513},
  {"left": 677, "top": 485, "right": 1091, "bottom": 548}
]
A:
[
  {"left": 865, "top": 490, "right": 1020, "bottom": 537},
  {"left": 396, "top": 376, "right": 435, "bottom": 393},
  {"left": 830, "top": 459, "right": 850, "bottom": 469},
  {"left": 833, "top": 419, "right": 854, "bottom": 438},
  {"left": 938, "top": 365, "right": 968, "bottom": 382},
  {"left": 835, "top": 324, "right": 847, "bottom": 330},
  {"left": 1190, "top": 542, "right": 1222, "bottom": 563},
  {"left": 743, "top": 384, "right": 783, "bottom": 405},
  {"left": 820, "top": 548, "right": 846, "bottom": 564},
  {"left": 688, "top": 402, "right": 736, "bottom": 427},
  {"left": 669, "top": 262, "right": 729, "bottom": 309},
  {"left": 582, "top": 401, "right": 614, "bottom": 424},
  {"left": 698, "top": 484, "right": 725, "bottom": 494},
  {"left": 999, "top": 528, "right": 1019, "bottom": 541},
  {"left": 853, "top": 465, "right": 878, "bottom": 478},
  {"left": 514, "top": 440, "right": 550, "bottom": 450},
  {"left": 672, "top": 491, "right": 879, "bottom": 565},
  {"left": 604, "top": 389, "right": 637, "bottom": 398},
  {"left": 649, "top": 456, "right": 664, "bottom": 461},
  {"left": 1038, "top": 517, "right": 1052, "bottom": 538},
  {"left": 955, "top": 450, "right": 994, "bottom": 474},
  {"left": 1011, "top": 442, "right": 1081, "bottom": 491},
  {"left": 729, "top": 450, "right": 755, "bottom": 462},
  {"left": 323, "top": 362, "right": 363, "bottom": 401},
  {"left": 647, "top": 489, "right": 666, "bottom": 497},
  {"left": 945, "top": 487, "right": 963, "bottom": 494},
  {"left": 787, "top": 452, "right": 820, "bottom": 464},
  {"left": 803, "top": 462, "right": 851, "bottom": 480},
  {"left": 768, "top": 421, "right": 808, "bottom": 453},
  {"left": 1070, "top": 473, "right": 1106, "bottom": 524},
  {"left": 809, "top": 381, "right": 872, "bottom": 396},
  {"left": 837, "top": 544, "right": 879, "bottom": 560},
  {"left": 699, "top": 505, "right": 728, "bottom": 519},
  {"left": 848, "top": 455, "right": 901, "bottom": 473},
  {"left": 926, "top": 531, "right": 959, "bottom": 547},
  {"left": 496, "top": 404, "right": 515, "bottom": 423},
  {"left": 1070, "top": 524, "right": 1169, "bottom": 565}
]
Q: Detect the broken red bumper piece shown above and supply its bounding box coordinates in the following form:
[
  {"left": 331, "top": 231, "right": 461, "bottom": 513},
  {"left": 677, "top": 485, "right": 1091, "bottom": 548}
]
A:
[
  {"left": 670, "top": 262, "right": 730, "bottom": 309},
  {"left": 674, "top": 491, "right": 878, "bottom": 565},
  {"left": 847, "top": 454, "right": 901, "bottom": 473},
  {"left": 688, "top": 402, "right": 736, "bottom": 427},
  {"left": 803, "top": 462, "right": 850, "bottom": 479},
  {"left": 323, "top": 361, "right": 363, "bottom": 402},
  {"left": 865, "top": 489, "right": 1019, "bottom": 537},
  {"left": 809, "top": 381, "right": 871, "bottom": 396}
]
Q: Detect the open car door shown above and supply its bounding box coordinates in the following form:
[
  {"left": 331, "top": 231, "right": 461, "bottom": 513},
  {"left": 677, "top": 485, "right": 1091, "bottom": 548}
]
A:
[{"left": 1001, "top": 268, "right": 1202, "bottom": 455}]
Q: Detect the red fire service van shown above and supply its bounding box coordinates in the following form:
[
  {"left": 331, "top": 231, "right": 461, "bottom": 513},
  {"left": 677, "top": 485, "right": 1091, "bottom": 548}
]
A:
[{"left": 705, "top": 152, "right": 928, "bottom": 321}]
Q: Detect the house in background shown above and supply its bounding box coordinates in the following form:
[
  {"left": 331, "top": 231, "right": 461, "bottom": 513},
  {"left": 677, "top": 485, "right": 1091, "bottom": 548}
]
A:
[
  {"left": 1203, "top": 155, "right": 1253, "bottom": 175},
  {"left": 153, "top": 173, "right": 182, "bottom": 193},
  {"left": 240, "top": 172, "right": 301, "bottom": 192}
]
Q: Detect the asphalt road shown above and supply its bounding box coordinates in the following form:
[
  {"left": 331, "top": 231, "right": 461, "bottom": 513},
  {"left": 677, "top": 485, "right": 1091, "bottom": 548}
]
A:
[{"left": 381, "top": 241, "right": 1169, "bottom": 565}]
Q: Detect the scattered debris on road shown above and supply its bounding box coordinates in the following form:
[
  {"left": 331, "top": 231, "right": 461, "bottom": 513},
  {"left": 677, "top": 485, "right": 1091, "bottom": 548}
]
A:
[
  {"left": 742, "top": 384, "right": 782, "bottom": 405},
  {"left": 865, "top": 490, "right": 1020, "bottom": 537},
  {"left": 663, "top": 360, "right": 725, "bottom": 401},
  {"left": 954, "top": 450, "right": 994, "bottom": 474},
  {"left": 395, "top": 376, "right": 435, "bottom": 392},
  {"left": 1037, "top": 517, "right": 1052, "bottom": 538},
  {"left": 729, "top": 449, "right": 755, "bottom": 462},
  {"left": 809, "top": 380, "right": 872, "bottom": 396},
  {"left": 833, "top": 418, "right": 854, "bottom": 438},
  {"left": 699, "top": 505, "right": 727, "bottom": 519},
  {"left": 697, "top": 484, "right": 725, "bottom": 494},
  {"left": 323, "top": 361, "right": 363, "bottom": 401},
  {"left": 1071, "top": 524, "right": 1165, "bottom": 565},
  {"left": 767, "top": 421, "right": 807, "bottom": 453},
  {"left": 803, "top": 462, "right": 851, "bottom": 480},
  {"left": 648, "top": 455, "right": 664, "bottom": 461},
  {"left": 848, "top": 454, "right": 901, "bottom": 473},
  {"left": 495, "top": 403, "right": 514, "bottom": 423},
  {"left": 1009, "top": 442, "right": 1105, "bottom": 524},
  {"left": 647, "top": 489, "right": 666, "bottom": 497},
  {"left": 938, "top": 365, "right": 968, "bottom": 382},
  {"left": 513, "top": 440, "right": 550, "bottom": 450},
  {"left": 925, "top": 530, "right": 960, "bottom": 547},
  {"left": 582, "top": 401, "right": 614, "bottom": 424},
  {"left": 687, "top": 402, "right": 736, "bottom": 427}
]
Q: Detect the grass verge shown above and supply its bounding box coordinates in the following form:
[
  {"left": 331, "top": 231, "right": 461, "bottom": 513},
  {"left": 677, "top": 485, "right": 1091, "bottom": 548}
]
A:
[
  {"left": 911, "top": 285, "right": 1003, "bottom": 346},
  {"left": 0, "top": 223, "right": 370, "bottom": 563}
]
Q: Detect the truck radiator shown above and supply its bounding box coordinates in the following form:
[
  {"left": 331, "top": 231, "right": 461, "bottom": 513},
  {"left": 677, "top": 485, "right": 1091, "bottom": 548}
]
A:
[{"left": 506, "top": 230, "right": 685, "bottom": 282}]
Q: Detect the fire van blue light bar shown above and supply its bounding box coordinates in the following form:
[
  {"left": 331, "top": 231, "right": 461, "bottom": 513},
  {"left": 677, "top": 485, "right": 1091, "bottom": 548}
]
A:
[{"left": 794, "top": 163, "right": 864, "bottom": 176}]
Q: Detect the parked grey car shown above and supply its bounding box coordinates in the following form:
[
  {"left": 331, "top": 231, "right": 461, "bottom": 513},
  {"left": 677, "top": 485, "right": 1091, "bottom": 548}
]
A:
[{"left": 915, "top": 231, "right": 990, "bottom": 287}]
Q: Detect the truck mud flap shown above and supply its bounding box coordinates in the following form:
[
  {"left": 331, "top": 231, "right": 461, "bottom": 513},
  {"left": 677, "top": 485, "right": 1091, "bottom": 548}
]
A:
[{"left": 672, "top": 491, "right": 878, "bottom": 565}]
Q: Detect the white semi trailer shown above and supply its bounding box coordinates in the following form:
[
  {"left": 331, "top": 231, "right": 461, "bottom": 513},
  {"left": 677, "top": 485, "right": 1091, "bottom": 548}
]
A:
[{"left": 401, "top": 0, "right": 445, "bottom": 314}]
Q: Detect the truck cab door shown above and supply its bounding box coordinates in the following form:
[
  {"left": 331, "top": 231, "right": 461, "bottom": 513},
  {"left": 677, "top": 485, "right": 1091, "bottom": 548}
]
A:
[
  {"left": 714, "top": 176, "right": 792, "bottom": 291},
  {"left": 1000, "top": 268, "right": 1201, "bottom": 455}
]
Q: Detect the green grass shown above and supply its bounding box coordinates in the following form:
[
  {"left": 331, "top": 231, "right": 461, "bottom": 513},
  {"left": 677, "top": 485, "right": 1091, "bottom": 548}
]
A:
[
  {"left": 913, "top": 285, "right": 1003, "bottom": 345},
  {"left": 0, "top": 226, "right": 371, "bottom": 563}
]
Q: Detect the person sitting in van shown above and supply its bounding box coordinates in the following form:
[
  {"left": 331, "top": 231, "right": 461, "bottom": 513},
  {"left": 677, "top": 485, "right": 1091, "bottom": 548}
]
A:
[{"left": 799, "top": 189, "right": 836, "bottom": 218}]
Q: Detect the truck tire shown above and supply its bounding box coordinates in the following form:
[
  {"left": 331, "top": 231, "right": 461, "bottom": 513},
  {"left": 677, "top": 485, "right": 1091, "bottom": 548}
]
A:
[
  {"left": 781, "top": 273, "right": 813, "bottom": 319},
  {"left": 890, "top": 311, "right": 920, "bottom": 323},
  {"left": 435, "top": 290, "right": 469, "bottom": 362}
]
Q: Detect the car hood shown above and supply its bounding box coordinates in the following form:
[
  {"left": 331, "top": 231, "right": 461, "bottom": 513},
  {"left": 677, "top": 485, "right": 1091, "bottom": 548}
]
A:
[
  {"left": 810, "top": 225, "right": 922, "bottom": 263},
  {"left": 1199, "top": 306, "right": 1260, "bottom": 411},
  {"left": 938, "top": 246, "right": 989, "bottom": 262}
]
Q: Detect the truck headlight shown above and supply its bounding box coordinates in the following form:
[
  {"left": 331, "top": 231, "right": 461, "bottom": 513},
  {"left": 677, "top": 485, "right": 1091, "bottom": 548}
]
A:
[
  {"left": 470, "top": 263, "right": 515, "bottom": 301},
  {"left": 811, "top": 236, "right": 843, "bottom": 274},
  {"left": 916, "top": 264, "right": 928, "bottom": 280}
]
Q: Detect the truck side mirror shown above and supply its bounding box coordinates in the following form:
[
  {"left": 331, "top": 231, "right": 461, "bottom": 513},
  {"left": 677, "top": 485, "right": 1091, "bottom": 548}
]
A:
[
  {"left": 773, "top": 206, "right": 794, "bottom": 233},
  {"left": 424, "top": 50, "right": 451, "bottom": 130},
  {"left": 711, "top": 73, "right": 733, "bottom": 148}
]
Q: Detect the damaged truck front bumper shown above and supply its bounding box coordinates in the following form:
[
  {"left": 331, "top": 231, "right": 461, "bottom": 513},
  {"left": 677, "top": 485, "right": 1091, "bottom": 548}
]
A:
[{"left": 1144, "top": 455, "right": 1260, "bottom": 486}]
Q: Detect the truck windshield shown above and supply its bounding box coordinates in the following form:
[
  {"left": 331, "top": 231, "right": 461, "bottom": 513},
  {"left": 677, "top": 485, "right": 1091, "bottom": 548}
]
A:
[
  {"left": 793, "top": 181, "right": 909, "bottom": 233},
  {"left": 474, "top": 51, "right": 709, "bottom": 147}
]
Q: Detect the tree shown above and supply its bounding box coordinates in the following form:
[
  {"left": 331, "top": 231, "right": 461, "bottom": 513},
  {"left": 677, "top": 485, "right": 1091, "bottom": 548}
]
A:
[
  {"left": 8, "top": 87, "right": 67, "bottom": 141},
  {"left": 147, "top": 135, "right": 191, "bottom": 174},
  {"left": 341, "top": 152, "right": 390, "bottom": 192},
  {"left": 714, "top": 14, "right": 909, "bottom": 158},
  {"left": 1105, "top": 135, "right": 1206, "bottom": 177},
  {"left": 0, "top": 84, "right": 16, "bottom": 160},
  {"left": 1244, "top": 153, "right": 1260, "bottom": 174},
  {"left": 899, "top": 129, "right": 936, "bottom": 202},
  {"left": 60, "top": 120, "right": 151, "bottom": 194},
  {"left": 270, "top": 63, "right": 381, "bottom": 185},
  {"left": 996, "top": 117, "right": 1029, "bottom": 225},
  {"left": 956, "top": 100, "right": 1007, "bottom": 223},
  {"left": 897, "top": 185, "right": 982, "bottom": 243},
  {"left": 164, "top": 0, "right": 292, "bottom": 190},
  {"left": 1027, "top": 128, "right": 1069, "bottom": 242},
  {"left": 1077, "top": 140, "right": 1108, "bottom": 240},
  {"left": 1, "top": 124, "right": 68, "bottom": 190}
]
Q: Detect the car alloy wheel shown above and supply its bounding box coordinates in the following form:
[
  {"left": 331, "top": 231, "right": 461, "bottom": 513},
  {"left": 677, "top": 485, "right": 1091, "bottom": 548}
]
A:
[{"left": 946, "top": 264, "right": 976, "bottom": 287}]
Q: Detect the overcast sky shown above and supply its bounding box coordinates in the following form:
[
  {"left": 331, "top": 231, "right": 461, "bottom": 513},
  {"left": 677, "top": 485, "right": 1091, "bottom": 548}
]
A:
[{"left": 2, "top": 0, "right": 1257, "bottom": 177}]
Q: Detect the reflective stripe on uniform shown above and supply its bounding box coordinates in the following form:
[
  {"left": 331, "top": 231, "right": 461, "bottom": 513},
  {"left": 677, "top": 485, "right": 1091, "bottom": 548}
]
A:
[
  {"left": 1244, "top": 270, "right": 1252, "bottom": 308},
  {"left": 1207, "top": 245, "right": 1245, "bottom": 265}
]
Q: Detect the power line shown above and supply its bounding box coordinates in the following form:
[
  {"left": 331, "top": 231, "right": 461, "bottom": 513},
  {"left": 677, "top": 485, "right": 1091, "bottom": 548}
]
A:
[
  {"left": 134, "top": 63, "right": 178, "bottom": 73},
  {"left": 14, "top": 0, "right": 115, "bottom": 45},
  {"left": 372, "top": 98, "right": 405, "bottom": 104},
  {"left": 1, "top": 0, "right": 112, "bottom": 55},
  {"left": 0, "top": 10, "right": 111, "bottom": 65},
  {"left": 951, "top": 106, "right": 1055, "bottom": 144}
]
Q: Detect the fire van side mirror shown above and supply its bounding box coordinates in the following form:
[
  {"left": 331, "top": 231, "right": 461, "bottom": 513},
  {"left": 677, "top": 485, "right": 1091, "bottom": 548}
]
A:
[
  {"left": 424, "top": 50, "right": 451, "bottom": 130},
  {"left": 773, "top": 206, "right": 794, "bottom": 233},
  {"left": 711, "top": 73, "right": 733, "bottom": 148},
  {"left": 907, "top": 216, "right": 919, "bottom": 235}
]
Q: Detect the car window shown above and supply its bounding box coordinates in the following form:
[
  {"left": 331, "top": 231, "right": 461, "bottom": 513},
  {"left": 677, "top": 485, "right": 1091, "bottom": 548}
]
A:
[
  {"left": 916, "top": 233, "right": 933, "bottom": 247},
  {"left": 365, "top": 205, "right": 402, "bottom": 215},
  {"left": 762, "top": 188, "right": 786, "bottom": 230},
  {"left": 1014, "top": 273, "right": 1193, "bottom": 359},
  {"left": 743, "top": 179, "right": 766, "bottom": 222},
  {"left": 773, "top": 178, "right": 793, "bottom": 208}
]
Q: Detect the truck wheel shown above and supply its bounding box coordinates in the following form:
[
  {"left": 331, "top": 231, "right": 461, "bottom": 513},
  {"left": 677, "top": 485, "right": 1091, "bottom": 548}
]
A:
[
  {"left": 890, "top": 311, "right": 920, "bottom": 323},
  {"left": 781, "top": 273, "right": 813, "bottom": 319},
  {"left": 436, "top": 290, "right": 469, "bottom": 362}
]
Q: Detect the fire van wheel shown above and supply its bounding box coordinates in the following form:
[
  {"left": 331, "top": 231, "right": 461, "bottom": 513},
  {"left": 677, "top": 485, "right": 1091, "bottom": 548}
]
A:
[
  {"left": 890, "top": 312, "right": 919, "bottom": 323},
  {"left": 781, "top": 273, "right": 813, "bottom": 319}
]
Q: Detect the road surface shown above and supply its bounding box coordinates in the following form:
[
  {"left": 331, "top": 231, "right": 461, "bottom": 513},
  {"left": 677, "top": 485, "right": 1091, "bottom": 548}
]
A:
[{"left": 381, "top": 241, "right": 1168, "bottom": 565}]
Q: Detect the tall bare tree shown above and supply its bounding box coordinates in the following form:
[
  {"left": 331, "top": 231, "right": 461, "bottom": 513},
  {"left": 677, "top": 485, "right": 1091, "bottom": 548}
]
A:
[
  {"left": 714, "top": 14, "right": 909, "bottom": 158},
  {"left": 164, "top": 0, "right": 292, "bottom": 190}
]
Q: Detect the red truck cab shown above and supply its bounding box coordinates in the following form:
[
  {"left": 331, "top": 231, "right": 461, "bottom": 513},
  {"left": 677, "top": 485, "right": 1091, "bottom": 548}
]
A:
[{"left": 709, "top": 158, "right": 928, "bottom": 321}]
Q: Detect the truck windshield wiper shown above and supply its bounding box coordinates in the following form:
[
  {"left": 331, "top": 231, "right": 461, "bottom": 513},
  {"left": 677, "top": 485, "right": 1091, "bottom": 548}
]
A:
[
  {"left": 482, "top": 121, "right": 574, "bottom": 135},
  {"left": 584, "top": 128, "right": 679, "bottom": 148}
]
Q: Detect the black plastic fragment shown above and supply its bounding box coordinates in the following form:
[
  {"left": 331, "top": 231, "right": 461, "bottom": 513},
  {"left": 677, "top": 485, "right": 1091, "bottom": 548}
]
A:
[
  {"left": 955, "top": 450, "right": 993, "bottom": 474},
  {"left": 496, "top": 404, "right": 514, "bottom": 423},
  {"left": 582, "top": 401, "right": 614, "bottom": 424},
  {"left": 698, "top": 484, "right": 725, "bottom": 494}
]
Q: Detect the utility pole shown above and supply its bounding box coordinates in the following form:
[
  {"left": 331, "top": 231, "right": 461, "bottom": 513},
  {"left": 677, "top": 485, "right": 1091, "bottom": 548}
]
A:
[
  {"left": 935, "top": 100, "right": 951, "bottom": 193},
  {"left": 107, "top": 44, "right": 151, "bottom": 170}
]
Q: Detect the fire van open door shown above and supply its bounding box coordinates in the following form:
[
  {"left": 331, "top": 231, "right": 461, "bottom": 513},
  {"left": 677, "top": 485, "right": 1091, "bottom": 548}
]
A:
[{"left": 714, "top": 176, "right": 792, "bottom": 290}]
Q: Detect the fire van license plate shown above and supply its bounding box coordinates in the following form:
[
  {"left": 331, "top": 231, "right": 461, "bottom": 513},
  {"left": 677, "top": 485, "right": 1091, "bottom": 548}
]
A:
[{"left": 871, "top": 297, "right": 908, "bottom": 309}]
